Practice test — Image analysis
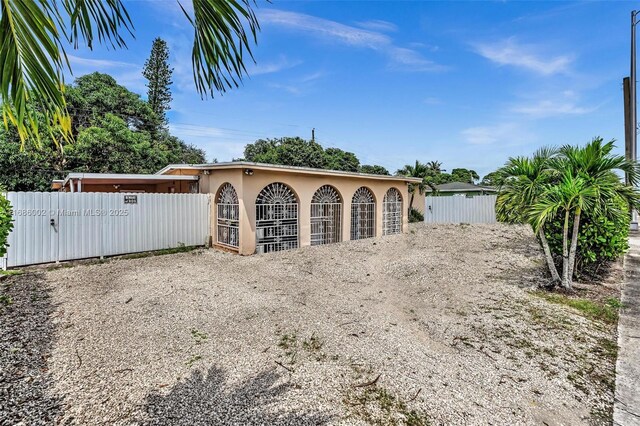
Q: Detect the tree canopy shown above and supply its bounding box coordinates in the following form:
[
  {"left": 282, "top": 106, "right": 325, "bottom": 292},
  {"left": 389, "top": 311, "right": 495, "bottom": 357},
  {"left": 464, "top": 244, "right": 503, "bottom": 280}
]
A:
[
  {"left": 396, "top": 163, "right": 480, "bottom": 187},
  {"left": 359, "top": 165, "right": 390, "bottom": 176},
  {"left": 0, "top": 73, "right": 205, "bottom": 191},
  {"left": 239, "top": 137, "right": 389, "bottom": 174},
  {"left": 480, "top": 171, "right": 505, "bottom": 187}
]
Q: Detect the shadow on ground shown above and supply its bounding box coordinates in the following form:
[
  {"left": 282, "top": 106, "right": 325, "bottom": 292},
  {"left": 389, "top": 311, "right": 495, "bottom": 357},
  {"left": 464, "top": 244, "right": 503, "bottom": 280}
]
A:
[
  {"left": 0, "top": 272, "right": 62, "bottom": 423},
  {"left": 142, "top": 366, "right": 332, "bottom": 425}
]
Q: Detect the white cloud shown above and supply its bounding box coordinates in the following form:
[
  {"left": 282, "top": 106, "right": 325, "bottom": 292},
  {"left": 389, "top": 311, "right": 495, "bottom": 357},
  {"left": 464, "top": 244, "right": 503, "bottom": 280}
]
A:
[
  {"left": 387, "top": 47, "right": 446, "bottom": 72},
  {"left": 512, "top": 100, "right": 594, "bottom": 118},
  {"left": 299, "top": 71, "right": 326, "bottom": 83},
  {"left": 249, "top": 56, "right": 302, "bottom": 76},
  {"left": 511, "top": 90, "right": 596, "bottom": 118},
  {"left": 409, "top": 42, "right": 440, "bottom": 52},
  {"left": 461, "top": 123, "right": 523, "bottom": 145},
  {"left": 474, "top": 38, "right": 573, "bottom": 75},
  {"left": 67, "top": 55, "right": 146, "bottom": 94},
  {"left": 268, "top": 83, "right": 302, "bottom": 95},
  {"left": 68, "top": 55, "right": 137, "bottom": 69},
  {"left": 169, "top": 124, "right": 230, "bottom": 138},
  {"left": 259, "top": 9, "right": 444, "bottom": 72},
  {"left": 168, "top": 123, "right": 254, "bottom": 161},
  {"left": 355, "top": 19, "right": 398, "bottom": 32}
]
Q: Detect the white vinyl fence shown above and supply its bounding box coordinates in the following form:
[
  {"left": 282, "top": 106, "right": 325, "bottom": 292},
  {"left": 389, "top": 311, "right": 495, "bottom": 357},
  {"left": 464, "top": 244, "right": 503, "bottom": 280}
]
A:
[
  {"left": 2, "top": 192, "right": 210, "bottom": 268},
  {"left": 424, "top": 195, "right": 497, "bottom": 224}
]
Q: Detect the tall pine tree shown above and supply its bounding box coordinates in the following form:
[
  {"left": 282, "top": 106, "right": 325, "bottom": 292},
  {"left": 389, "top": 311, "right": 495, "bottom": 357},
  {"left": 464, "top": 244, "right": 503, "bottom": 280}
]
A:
[{"left": 143, "top": 38, "right": 173, "bottom": 123}]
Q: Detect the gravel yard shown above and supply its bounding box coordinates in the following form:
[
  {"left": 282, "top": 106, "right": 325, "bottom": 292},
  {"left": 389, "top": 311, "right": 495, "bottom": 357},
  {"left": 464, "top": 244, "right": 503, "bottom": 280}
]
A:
[{"left": 1, "top": 223, "right": 619, "bottom": 425}]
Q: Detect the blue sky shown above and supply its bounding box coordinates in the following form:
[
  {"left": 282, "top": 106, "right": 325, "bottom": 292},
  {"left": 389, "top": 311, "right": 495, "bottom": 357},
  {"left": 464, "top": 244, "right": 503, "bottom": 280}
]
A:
[{"left": 67, "top": 1, "right": 635, "bottom": 177}]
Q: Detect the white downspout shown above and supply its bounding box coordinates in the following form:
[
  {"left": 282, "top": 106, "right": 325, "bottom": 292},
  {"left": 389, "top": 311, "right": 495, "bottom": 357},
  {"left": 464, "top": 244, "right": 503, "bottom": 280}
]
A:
[
  {"left": 77, "top": 178, "right": 82, "bottom": 193},
  {"left": 69, "top": 179, "right": 74, "bottom": 193}
]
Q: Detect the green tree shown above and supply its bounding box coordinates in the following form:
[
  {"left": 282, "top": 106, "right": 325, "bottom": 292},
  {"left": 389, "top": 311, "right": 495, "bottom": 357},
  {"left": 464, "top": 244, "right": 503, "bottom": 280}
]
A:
[
  {"left": 0, "top": 119, "right": 63, "bottom": 191},
  {"left": 0, "top": 0, "right": 259, "bottom": 145},
  {"left": 426, "top": 161, "right": 444, "bottom": 174},
  {"left": 396, "top": 160, "right": 430, "bottom": 213},
  {"left": 67, "top": 114, "right": 158, "bottom": 174},
  {"left": 530, "top": 138, "right": 640, "bottom": 289},
  {"left": 480, "top": 171, "right": 505, "bottom": 187},
  {"left": 0, "top": 73, "right": 206, "bottom": 191},
  {"left": 66, "top": 73, "right": 158, "bottom": 135},
  {"left": 323, "top": 148, "right": 360, "bottom": 172},
  {"left": 0, "top": 191, "right": 12, "bottom": 258},
  {"left": 143, "top": 38, "right": 173, "bottom": 123},
  {"left": 496, "top": 148, "right": 561, "bottom": 283},
  {"left": 243, "top": 137, "right": 328, "bottom": 169},
  {"left": 451, "top": 168, "right": 480, "bottom": 184},
  {"left": 359, "top": 165, "right": 390, "bottom": 175}
]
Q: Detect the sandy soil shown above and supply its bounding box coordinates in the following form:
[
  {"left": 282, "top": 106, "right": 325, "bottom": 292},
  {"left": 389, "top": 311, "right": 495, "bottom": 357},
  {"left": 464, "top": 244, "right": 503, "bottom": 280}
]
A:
[{"left": 2, "top": 223, "right": 618, "bottom": 425}]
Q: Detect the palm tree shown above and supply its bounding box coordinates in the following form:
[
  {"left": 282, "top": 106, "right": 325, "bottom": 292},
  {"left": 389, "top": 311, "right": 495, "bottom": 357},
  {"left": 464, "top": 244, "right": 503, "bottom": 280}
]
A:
[
  {"left": 530, "top": 174, "right": 595, "bottom": 289},
  {"left": 530, "top": 138, "right": 640, "bottom": 290},
  {"left": 426, "top": 161, "right": 444, "bottom": 174},
  {"left": 496, "top": 147, "right": 561, "bottom": 283},
  {"left": 397, "top": 160, "right": 429, "bottom": 212},
  {"left": 0, "top": 0, "right": 259, "bottom": 146}
]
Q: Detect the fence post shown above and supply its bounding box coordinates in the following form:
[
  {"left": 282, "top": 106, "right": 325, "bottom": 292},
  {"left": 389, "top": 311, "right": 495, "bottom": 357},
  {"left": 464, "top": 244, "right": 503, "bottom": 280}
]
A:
[
  {"left": 1, "top": 191, "right": 7, "bottom": 270},
  {"left": 100, "top": 193, "right": 104, "bottom": 260}
]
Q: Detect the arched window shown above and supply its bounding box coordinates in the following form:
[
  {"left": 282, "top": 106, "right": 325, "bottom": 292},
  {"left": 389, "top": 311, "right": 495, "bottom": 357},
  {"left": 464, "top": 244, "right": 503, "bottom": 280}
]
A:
[
  {"left": 216, "top": 183, "right": 239, "bottom": 248},
  {"left": 350, "top": 187, "right": 375, "bottom": 240},
  {"left": 311, "top": 185, "right": 342, "bottom": 246},
  {"left": 383, "top": 188, "right": 402, "bottom": 235},
  {"left": 255, "top": 183, "right": 298, "bottom": 253}
]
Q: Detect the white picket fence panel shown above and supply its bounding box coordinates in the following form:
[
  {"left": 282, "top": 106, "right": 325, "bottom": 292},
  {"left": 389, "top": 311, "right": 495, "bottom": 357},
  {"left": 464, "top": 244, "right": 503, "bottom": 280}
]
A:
[
  {"left": 424, "top": 195, "right": 497, "bottom": 224},
  {"left": 2, "top": 192, "right": 210, "bottom": 268}
]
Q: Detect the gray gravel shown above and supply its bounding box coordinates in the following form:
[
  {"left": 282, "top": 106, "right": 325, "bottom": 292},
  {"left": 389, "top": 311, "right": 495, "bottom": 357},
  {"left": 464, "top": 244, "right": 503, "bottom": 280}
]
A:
[
  {"left": 0, "top": 273, "right": 61, "bottom": 425},
  {"left": 7, "top": 223, "right": 618, "bottom": 425}
]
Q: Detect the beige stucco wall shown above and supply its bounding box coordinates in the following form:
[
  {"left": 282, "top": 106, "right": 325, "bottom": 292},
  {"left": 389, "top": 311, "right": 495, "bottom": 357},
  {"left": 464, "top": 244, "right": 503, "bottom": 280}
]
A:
[
  {"left": 413, "top": 191, "right": 426, "bottom": 214},
  {"left": 198, "top": 167, "right": 411, "bottom": 255}
]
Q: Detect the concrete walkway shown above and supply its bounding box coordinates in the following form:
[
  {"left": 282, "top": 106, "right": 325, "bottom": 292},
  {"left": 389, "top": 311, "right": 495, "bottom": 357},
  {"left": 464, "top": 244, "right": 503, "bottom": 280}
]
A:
[{"left": 614, "top": 234, "right": 640, "bottom": 426}]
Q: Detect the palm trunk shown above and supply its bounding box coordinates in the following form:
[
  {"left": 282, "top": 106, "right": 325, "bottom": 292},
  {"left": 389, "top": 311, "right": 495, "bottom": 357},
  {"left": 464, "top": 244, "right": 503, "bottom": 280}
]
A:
[
  {"left": 561, "top": 210, "right": 571, "bottom": 290},
  {"left": 567, "top": 207, "right": 581, "bottom": 289},
  {"left": 538, "top": 227, "right": 560, "bottom": 283},
  {"left": 408, "top": 192, "right": 415, "bottom": 214}
]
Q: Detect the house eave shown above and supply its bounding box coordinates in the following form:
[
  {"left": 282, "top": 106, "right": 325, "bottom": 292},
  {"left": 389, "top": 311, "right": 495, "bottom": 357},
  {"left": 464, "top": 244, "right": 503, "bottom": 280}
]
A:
[{"left": 156, "top": 162, "right": 423, "bottom": 183}]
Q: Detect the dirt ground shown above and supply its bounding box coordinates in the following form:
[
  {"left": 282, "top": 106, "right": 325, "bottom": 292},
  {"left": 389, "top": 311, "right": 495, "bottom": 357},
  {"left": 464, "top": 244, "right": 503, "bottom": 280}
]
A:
[{"left": 1, "top": 223, "right": 619, "bottom": 425}]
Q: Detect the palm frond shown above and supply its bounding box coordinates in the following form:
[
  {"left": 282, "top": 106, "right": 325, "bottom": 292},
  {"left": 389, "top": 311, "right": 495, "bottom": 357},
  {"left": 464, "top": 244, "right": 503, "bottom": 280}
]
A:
[
  {"left": 181, "top": 0, "right": 259, "bottom": 97},
  {"left": 0, "top": 0, "right": 134, "bottom": 146},
  {"left": 0, "top": 0, "right": 70, "bottom": 146},
  {"left": 62, "top": 0, "right": 134, "bottom": 49}
]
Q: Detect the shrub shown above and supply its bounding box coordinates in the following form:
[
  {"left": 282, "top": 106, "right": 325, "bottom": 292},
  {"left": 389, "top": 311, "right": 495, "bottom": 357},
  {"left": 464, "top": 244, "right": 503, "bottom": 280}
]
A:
[
  {"left": 544, "top": 198, "right": 629, "bottom": 277},
  {"left": 0, "top": 192, "right": 12, "bottom": 258},
  {"left": 409, "top": 207, "right": 424, "bottom": 223}
]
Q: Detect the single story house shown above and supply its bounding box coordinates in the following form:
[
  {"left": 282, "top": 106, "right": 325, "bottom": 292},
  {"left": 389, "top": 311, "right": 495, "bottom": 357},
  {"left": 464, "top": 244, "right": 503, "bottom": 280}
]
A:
[
  {"left": 425, "top": 181, "right": 496, "bottom": 196},
  {"left": 55, "top": 173, "right": 199, "bottom": 193},
  {"left": 53, "top": 162, "right": 421, "bottom": 255}
]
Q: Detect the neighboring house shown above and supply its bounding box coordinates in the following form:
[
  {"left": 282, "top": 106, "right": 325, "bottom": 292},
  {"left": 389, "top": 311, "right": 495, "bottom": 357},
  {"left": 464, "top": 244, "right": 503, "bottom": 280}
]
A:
[
  {"left": 51, "top": 162, "right": 421, "bottom": 255},
  {"left": 425, "top": 181, "right": 496, "bottom": 196},
  {"left": 53, "top": 173, "right": 199, "bottom": 193}
]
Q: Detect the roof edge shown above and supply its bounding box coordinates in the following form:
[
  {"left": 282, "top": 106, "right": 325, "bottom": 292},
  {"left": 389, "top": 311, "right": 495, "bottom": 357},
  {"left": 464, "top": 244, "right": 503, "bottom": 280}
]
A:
[
  {"left": 156, "top": 162, "right": 423, "bottom": 183},
  {"left": 62, "top": 173, "right": 199, "bottom": 186}
]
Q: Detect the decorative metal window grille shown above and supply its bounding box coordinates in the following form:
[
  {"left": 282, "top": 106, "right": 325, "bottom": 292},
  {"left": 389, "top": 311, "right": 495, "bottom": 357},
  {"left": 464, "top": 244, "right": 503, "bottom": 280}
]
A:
[
  {"left": 216, "top": 183, "right": 239, "bottom": 248},
  {"left": 255, "top": 183, "right": 299, "bottom": 253},
  {"left": 383, "top": 188, "right": 402, "bottom": 235},
  {"left": 350, "top": 187, "right": 375, "bottom": 240},
  {"left": 311, "top": 185, "right": 342, "bottom": 246}
]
